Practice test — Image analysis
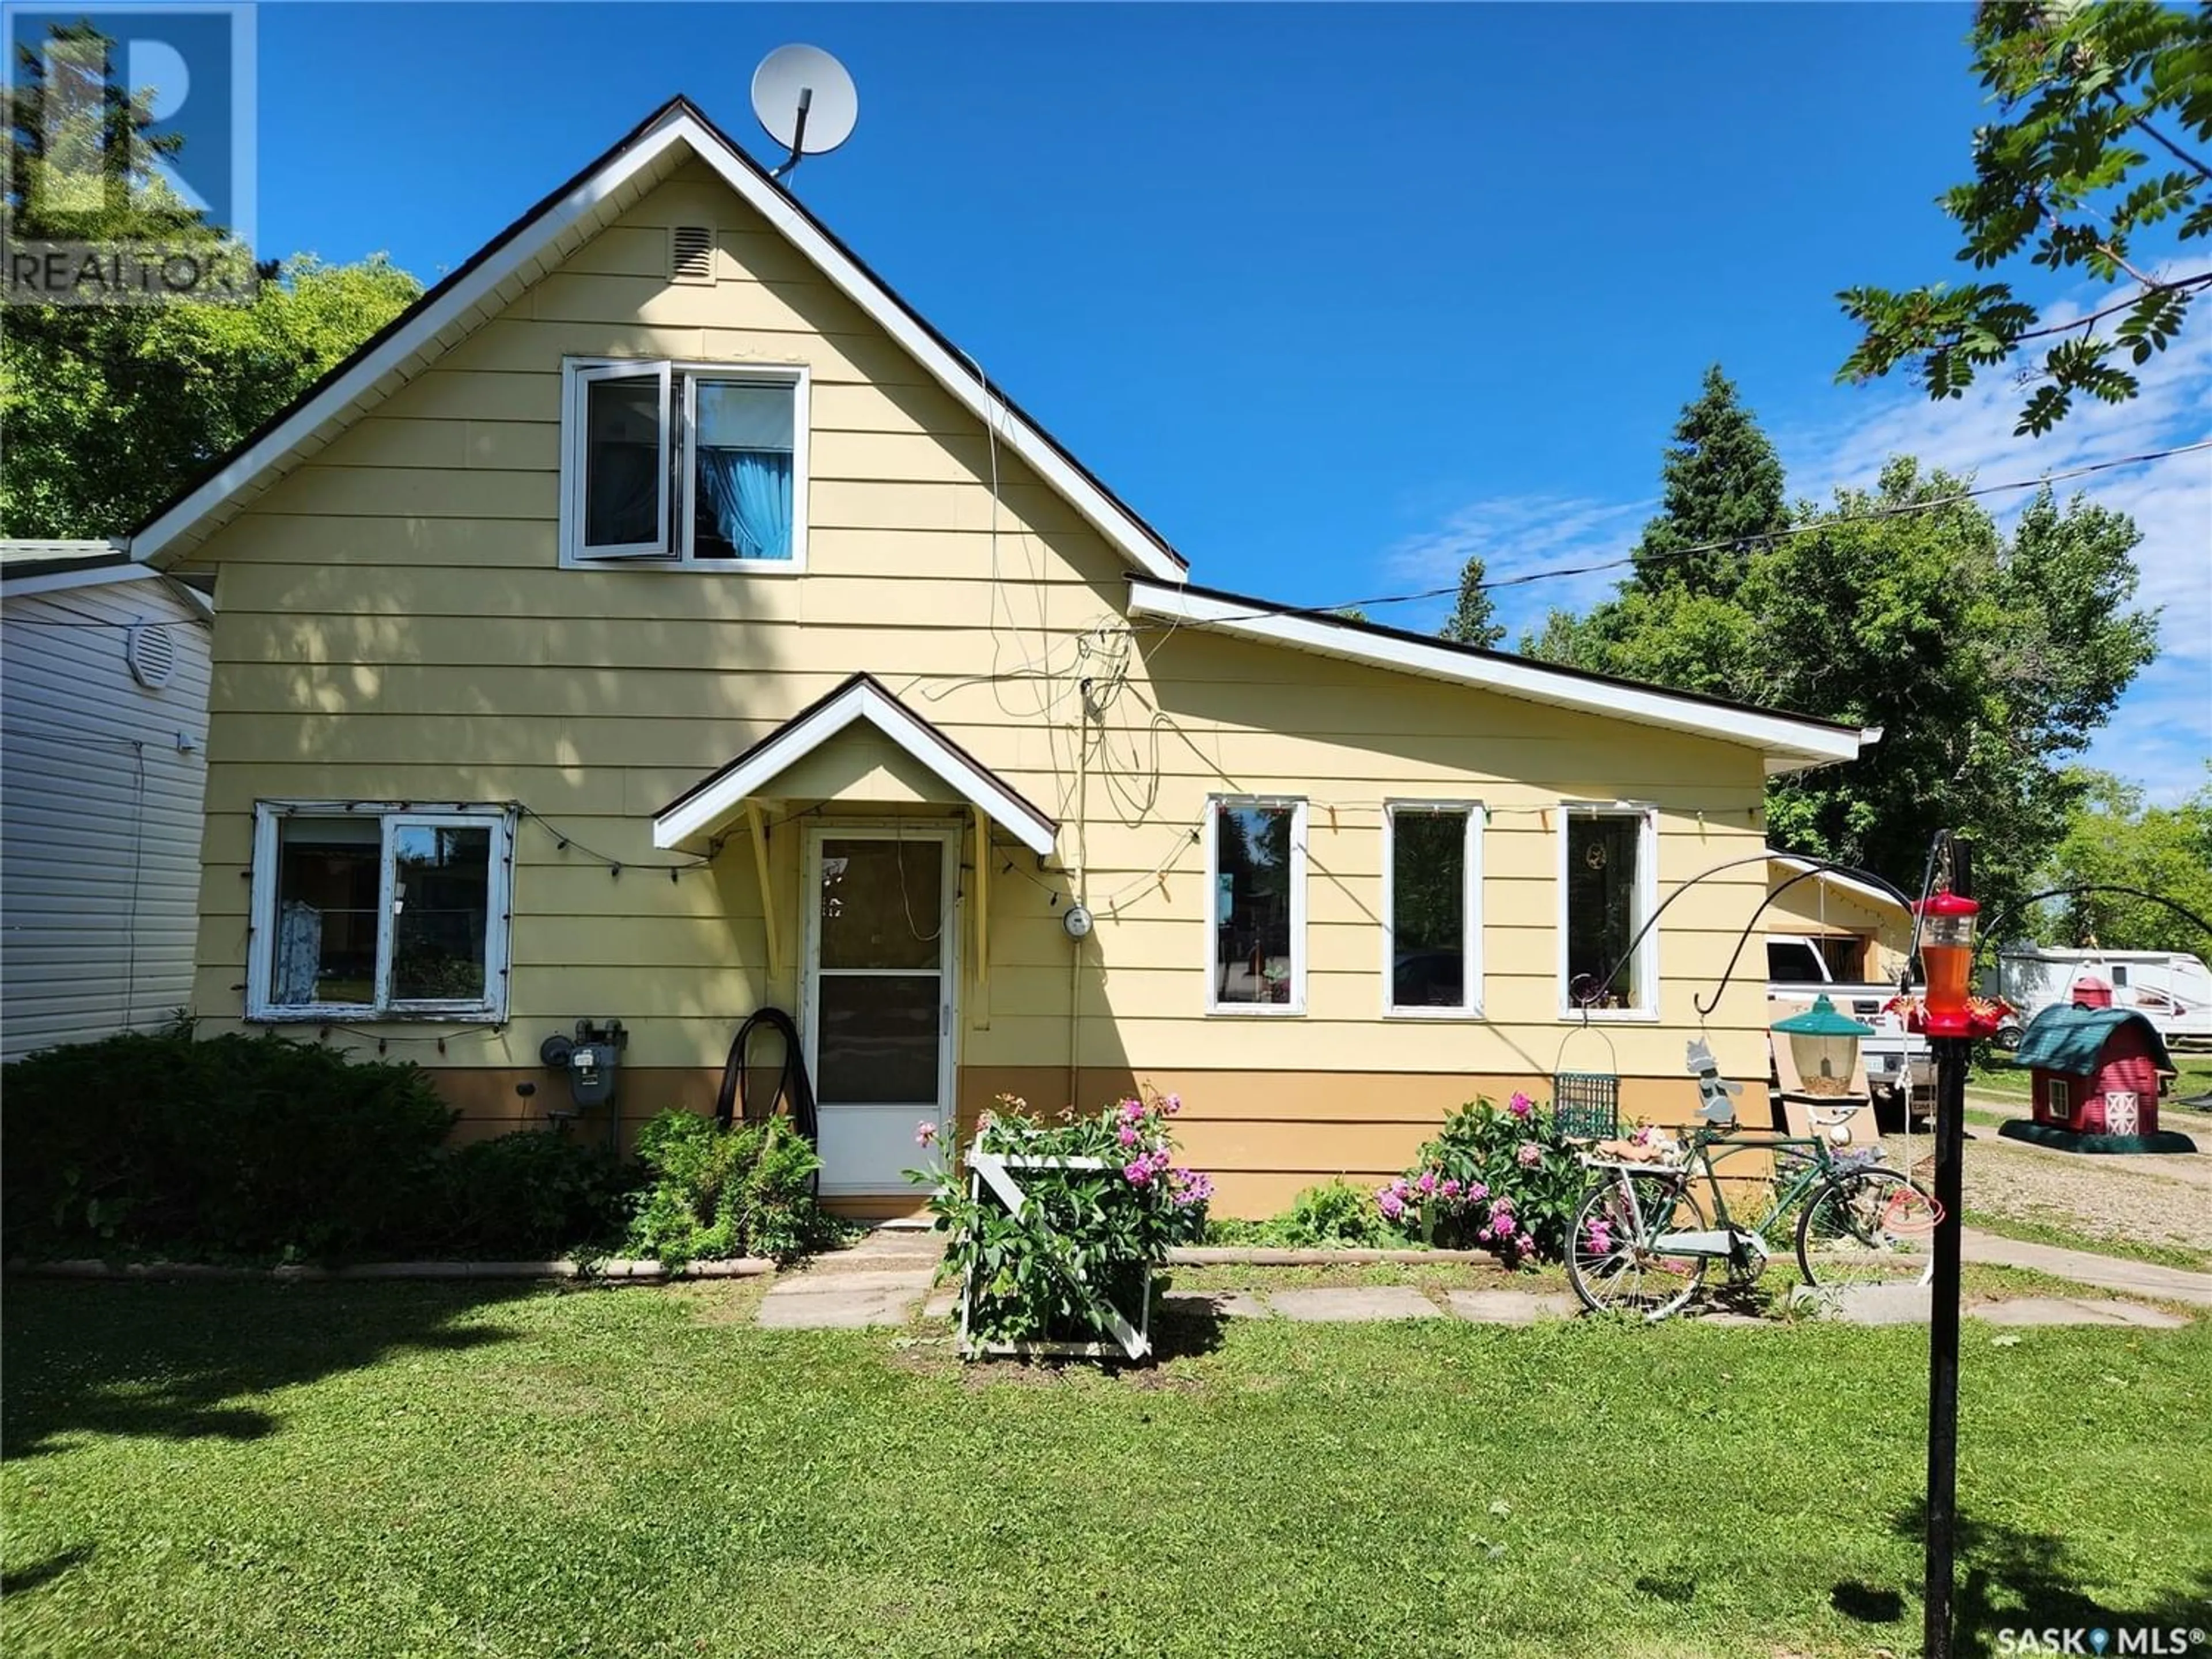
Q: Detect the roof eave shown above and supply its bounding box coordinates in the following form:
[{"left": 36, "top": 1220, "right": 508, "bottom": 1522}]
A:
[{"left": 1126, "top": 578, "right": 1872, "bottom": 771}]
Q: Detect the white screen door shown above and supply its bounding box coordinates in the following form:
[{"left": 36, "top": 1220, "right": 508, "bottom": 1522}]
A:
[{"left": 802, "top": 827, "right": 957, "bottom": 1195}]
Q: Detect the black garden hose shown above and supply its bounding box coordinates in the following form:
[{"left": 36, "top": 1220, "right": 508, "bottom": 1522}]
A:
[{"left": 715, "top": 1008, "right": 820, "bottom": 1185}]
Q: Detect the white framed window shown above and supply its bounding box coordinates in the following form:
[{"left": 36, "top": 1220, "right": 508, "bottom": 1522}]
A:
[
  {"left": 247, "top": 802, "right": 515, "bottom": 1022},
  {"left": 1558, "top": 802, "right": 1659, "bottom": 1020},
  {"left": 2047, "top": 1078, "right": 2071, "bottom": 1122},
  {"left": 1205, "top": 796, "right": 1306, "bottom": 1014},
  {"left": 1382, "top": 801, "right": 1484, "bottom": 1017},
  {"left": 559, "top": 357, "right": 809, "bottom": 570}
]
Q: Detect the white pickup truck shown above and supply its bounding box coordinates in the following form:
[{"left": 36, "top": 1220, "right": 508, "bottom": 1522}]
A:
[{"left": 1767, "top": 933, "right": 1930, "bottom": 1113}]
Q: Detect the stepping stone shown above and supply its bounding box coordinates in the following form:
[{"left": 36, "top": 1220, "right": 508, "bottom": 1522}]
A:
[
  {"left": 1161, "top": 1290, "right": 1269, "bottom": 1320},
  {"left": 756, "top": 1285, "right": 922, "bottom": 1328},
  {"left": 1792, "top": 1282, "right": 1931, "bottom": 1325},
  {"left": 1447, "top": 1289, "right": 1578, "bottom": 1325},
  {"left": 771, "top": 1269, "right": 936, "bottom": 1294},
  {"left": 1266, "top": 1286, "right": 1438, "bottom": 1322},
  {"left": 1973, "top": 1296, "right": 2189, "bottom": 1330},
  {"left": 922, "top": 1290, "right": 957, "bottom": 1320}
]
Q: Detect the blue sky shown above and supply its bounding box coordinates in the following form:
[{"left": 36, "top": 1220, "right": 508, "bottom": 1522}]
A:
[{"left": 243, "top": 3, "right": 2209, "bottom": 800}]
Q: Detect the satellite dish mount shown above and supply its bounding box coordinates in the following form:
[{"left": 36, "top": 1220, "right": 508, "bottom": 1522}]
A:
[{"left": 751, "top": 44, "right": 859, "bottom": 184}]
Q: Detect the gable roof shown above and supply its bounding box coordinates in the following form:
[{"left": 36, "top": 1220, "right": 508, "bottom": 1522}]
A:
[
  {"left": 1768, "top": 853, "right": 1910, "bottom": 916},
  {"left": 127, "top": 96, "right": 1188, "bottom": 582},
  {"left": 2014, "top": 1004, "right": 2175, "bottom": 1078},
  {"left": 1126, "top": 579, "right": 1877, "bottom": 774},
  {"left": 653, "top": 673, "right": 1058, "bottom": 855}
]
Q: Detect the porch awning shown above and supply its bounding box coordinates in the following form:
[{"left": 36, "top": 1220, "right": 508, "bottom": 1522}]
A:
[{"left": 650, "top": 672, "right": 1058, "bottom": 855}]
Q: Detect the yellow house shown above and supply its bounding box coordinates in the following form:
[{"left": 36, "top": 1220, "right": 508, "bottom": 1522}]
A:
[{"left": 131, "top": 99, "right": 1874, "bottom": 1216}]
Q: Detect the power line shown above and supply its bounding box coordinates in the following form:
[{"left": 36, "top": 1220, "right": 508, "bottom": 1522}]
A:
[{"left": 1133, "top": 435, "right": 2212, "bottom": 630}]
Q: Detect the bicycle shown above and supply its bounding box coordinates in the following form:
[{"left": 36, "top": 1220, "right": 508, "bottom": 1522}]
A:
[{"left": 1565, "top": 1109, "right": 1938, "bottom": 1321}]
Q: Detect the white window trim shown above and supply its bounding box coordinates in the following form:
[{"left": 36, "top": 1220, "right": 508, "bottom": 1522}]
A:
[
  {"left": 247, "top": 801, "right": 516, "bottom": 1023},
  {"left": 1203, "top": 795, "right": 1307, "bottom": 1017},
  {"left": 1556, "top": 801, "right": 1660, "bottom": 1022},
  {"left": 558, "top": 356, "right": 810, "bottom": 573},
  {"left": 2047, "top": 1078, "right": 2071, "bottom": 1121},
  {"left": 1381, "top": 800, "right": 1484, "bottom": 1019}
]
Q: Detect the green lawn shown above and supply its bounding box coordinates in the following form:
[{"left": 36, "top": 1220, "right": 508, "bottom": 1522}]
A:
[{"left": 4, "top": 1281, "right": 2209, "bottom": 1658}]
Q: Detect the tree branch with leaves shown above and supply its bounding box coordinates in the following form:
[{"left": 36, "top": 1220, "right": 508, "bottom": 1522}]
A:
[{"left": 1838, "top": 1, "right": 2212, "bottom": 435}]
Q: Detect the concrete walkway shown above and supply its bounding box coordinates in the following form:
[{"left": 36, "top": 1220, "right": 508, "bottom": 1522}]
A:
[
  {"left": 1960, "top": 1225, "right": 2212, "bottom": 1306},
  {"left": 753, "top": 1230, "right": 941, "bottom": 1329}
]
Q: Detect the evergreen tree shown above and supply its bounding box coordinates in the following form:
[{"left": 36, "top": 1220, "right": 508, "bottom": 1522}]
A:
[
  {"left": 1628, "top": 363, "right": 1788, "bottom": 600},
  {"left": 1438, "top": 554, "right": 1505, "bottom": 649}
]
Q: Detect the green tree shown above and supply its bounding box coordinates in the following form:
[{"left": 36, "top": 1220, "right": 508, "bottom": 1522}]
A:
[
  {"left": 1523, "top": 364, "right": 1788, "bottom": 697},
  {"left": 1438, "top": 554, "right": 1506, "bottom": 649},
  {"left": 1627, "top": 363, "right": 1789, "bottom": 599},
  {"left": 1837, "top": 2, "right": 2212, "bottom": 435},
  {"left": 2036, "top": 768, "right": 2212, "bottom": 956},
  {"left": 2, "top": 21, "right": 422, "bottom": 536}
]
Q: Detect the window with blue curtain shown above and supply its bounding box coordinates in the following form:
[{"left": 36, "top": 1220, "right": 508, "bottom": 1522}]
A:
[{"left": 692, "top": 378, "right": 794, "bottom": 560}]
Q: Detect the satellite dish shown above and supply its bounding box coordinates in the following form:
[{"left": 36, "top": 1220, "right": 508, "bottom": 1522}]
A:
[{"left": 751, "top": 44, "right": 858, "bottom": 180}]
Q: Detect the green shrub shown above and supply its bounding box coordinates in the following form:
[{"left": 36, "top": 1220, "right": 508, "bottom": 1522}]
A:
[
  {"left": 911, "top": 1093, "right": 1212, "bottom": 1348},
  {"left": 620, "top": 1110, "right": 834, "bottom": 1268},
  {"left": 429, "top": 1131, "right": 630, "bottom": 1259},
  {"left": 1377, "top": 1093, "right": 1585, "bottom": 1264},
  {"left": 2, "top": 1026, "right": 455, "bottom": 1260},
  {"left": 1205, "top": 1179, "right": 1397, "bottom": 1248}
]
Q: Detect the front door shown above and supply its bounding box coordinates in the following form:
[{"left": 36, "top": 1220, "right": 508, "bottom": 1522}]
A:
[{"left": 802, "top": 827, "right": 958, "bottom": 1195}]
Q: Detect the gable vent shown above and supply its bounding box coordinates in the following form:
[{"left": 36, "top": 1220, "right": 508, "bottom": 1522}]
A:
[
  {"left": 125, "top": 622, "right": 176, "bottom": 691},
  {"left": 670, "top": 225, "right": 715, "bottom": 285}
]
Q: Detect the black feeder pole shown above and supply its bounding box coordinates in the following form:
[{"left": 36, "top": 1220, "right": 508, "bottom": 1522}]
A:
[{"left": 1919, "top": 837, "right": 1975, "bottom": 1659}]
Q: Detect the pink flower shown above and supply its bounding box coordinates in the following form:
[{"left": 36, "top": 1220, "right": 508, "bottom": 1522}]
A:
[
  {"left": 1379, "top": 1192, "right": 1405, "bottom": 1221},
  {"left": 1441, "top": 1178, "right": 1461, "bottom": 1199},
  {"left": 1164, "top": 1094, "right": 1182, "bottom": 1116},
  {"left": 1507, "top": 1092, "right": 1534, "bottom": 1120},
  {"left": 1116, "top": 1124, "right": 1139, "bottom": 1147},
  {"left": 915, "top": 1121, "right": 938, "bottom": 1147},
  {"left": 1466, "top": 1181, "right": 1488, "bottom": 1203},
  {"left": 1517, "top": 1230, "right": 1537, "bottom": 1255},
  {"left": 1123, "top": 1160, "right": 1153, "bottom": 1186},
  {"left": 1417, "top": 1171, "right": 1438, "bottom": 1196},
  {"left": 1516, "top": 1142, "right": 1543, "bottom": 1169},
  {"left": 1121, "top": 1099, "right": 1146, "bottom": 1122}
]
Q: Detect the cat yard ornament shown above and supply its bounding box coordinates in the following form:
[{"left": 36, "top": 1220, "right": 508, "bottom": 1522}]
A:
[{"left": 1687, "top": 1037, "right": 1742, "bottom": 1124}]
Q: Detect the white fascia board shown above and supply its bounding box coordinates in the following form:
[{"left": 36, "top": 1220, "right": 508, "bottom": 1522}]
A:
[
  {"left": 1127, "top": 580, "right": 1868, "bottom": 769},
  {"left": 1, "top": 560, "right": 163, "bottom": 600},
  {"left": 129, "top": 140, "right": 672, "bottom": 566},
  {"left": 130, "top": 106, "right": 1188, "bottom": 586},
  {"left": 653, "top": 679, "right": 1057, "bottom": 856},
  {"left": 1769, "top": 853, "right": 1908, "bottom": 915}
]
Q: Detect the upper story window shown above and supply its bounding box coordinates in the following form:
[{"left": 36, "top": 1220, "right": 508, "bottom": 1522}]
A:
[
  {"left": 1206, "top": 796, "right": 1306, "bottom": 1014},
  {"left": 560, "top": 357, "right": 809, "bottom": 570},
  {"left": 247, "top": 803, "right": 514, "bottom": 1022},
  {"left": 1560, "top": 803, "right": 1658, "bottom": 1020},
  {"left": 1384, "top": 801, "right": 1483, "bottom": 1016}
]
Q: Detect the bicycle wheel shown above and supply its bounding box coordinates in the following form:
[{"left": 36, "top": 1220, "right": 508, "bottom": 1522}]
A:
[
  {"left": 1567, "top": 1170, "right": 1710, "bottom": 1321},
  {"left": 1796, "top": 1167, "right": 1937, "bottom": 1295}
]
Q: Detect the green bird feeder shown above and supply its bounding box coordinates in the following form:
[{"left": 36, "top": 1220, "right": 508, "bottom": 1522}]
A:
[{"left": 1772, "top": 994, "right": 1877, "bottom": 1092}]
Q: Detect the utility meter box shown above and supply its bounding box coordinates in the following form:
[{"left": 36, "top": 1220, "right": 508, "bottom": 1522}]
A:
[{"left": 540, "top": 1020, "right": 627, "bottom": 1111}]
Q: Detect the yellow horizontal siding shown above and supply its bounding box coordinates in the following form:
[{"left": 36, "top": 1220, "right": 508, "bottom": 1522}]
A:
[{"left": 185, "top": 164, "right": 1783, "bottom": 1115}]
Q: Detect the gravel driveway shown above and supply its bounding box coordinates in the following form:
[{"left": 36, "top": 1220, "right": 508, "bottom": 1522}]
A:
[{"left": 1878, "top": 1096, "right": 2212, "bottom": 1262}]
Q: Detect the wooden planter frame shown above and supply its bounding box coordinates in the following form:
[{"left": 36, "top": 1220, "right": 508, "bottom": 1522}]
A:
[{"left": 957, "top": 1149, "right": 1153, "bottom": 1362}]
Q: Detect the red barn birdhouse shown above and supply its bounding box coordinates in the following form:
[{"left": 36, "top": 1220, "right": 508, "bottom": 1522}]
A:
[{"left": 1999, "top": 1005, "right": 2195, "bottom": 1154}]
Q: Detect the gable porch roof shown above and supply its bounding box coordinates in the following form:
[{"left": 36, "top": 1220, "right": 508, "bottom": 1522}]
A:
[{"left": 652, "top": 673, "right": 1058, "bottom": 855}]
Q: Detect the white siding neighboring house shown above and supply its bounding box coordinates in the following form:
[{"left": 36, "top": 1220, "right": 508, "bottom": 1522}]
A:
[{"left": 2, "top": 542, "right": 213, "bottom": 1059}]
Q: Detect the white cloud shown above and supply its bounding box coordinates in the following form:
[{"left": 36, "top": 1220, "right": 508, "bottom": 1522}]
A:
[{"left": 1376, "top": 493, "right": 1651, "bottom": 641}]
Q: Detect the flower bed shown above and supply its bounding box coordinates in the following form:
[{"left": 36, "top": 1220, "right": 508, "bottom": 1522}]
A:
[
  {"left": 1376, "top": 1093, "right": 1586, "bottom": 1266},
  {"left": 910, "top": 1094, "right": 1210, "bottom": 1359}
]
